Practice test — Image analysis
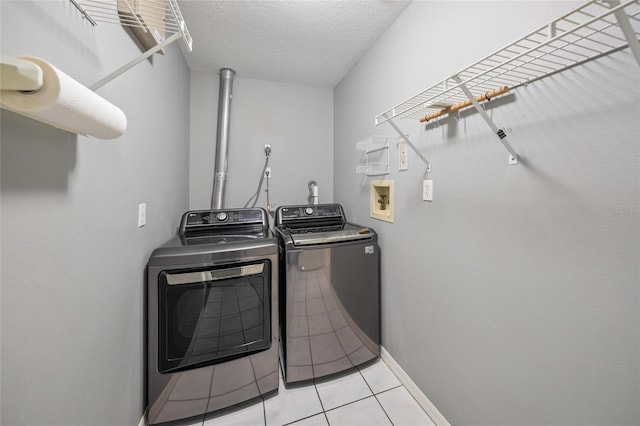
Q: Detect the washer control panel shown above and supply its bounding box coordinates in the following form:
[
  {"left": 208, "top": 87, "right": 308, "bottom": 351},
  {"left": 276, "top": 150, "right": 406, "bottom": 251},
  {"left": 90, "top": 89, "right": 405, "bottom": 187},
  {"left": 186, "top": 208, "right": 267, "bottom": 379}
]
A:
[{"left": 276, "top": 203, "right": 345, "bottom": 226}]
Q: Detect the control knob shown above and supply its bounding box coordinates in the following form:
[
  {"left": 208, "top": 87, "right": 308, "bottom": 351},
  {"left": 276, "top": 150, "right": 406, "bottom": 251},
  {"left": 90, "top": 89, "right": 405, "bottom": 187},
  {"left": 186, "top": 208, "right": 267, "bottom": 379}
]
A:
[
  {"left": 216, "top": 212, "right": 228, "bottom": 221},
  {"left": 304, "top": 207, "right": 314, "bottom": 215}
]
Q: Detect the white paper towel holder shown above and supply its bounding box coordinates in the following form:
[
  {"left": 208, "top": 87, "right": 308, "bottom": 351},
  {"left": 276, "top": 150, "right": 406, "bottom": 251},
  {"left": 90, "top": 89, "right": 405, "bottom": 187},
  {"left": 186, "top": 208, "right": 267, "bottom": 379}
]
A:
[
  {"left": 0, "top": 56, "right": 128, "bottom": 140},
  {"left": 0, "top": 56, "right": 44, "bottom": 92}
]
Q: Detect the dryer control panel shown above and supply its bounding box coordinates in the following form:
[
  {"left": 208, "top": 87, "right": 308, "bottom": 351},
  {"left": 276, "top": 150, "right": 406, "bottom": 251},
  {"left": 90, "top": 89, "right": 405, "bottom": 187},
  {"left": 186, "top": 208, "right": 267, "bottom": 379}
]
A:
[{"left": 179, "top": 208, "right": 268, "bottom": 235}]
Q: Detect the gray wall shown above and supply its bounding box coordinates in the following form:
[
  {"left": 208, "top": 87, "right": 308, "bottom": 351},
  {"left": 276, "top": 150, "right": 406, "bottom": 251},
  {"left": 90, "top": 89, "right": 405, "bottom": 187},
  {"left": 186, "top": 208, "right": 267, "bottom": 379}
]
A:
[
  {"left": 1, "top": 1, "right": 190, "bottom": 425},
  {"left": 189, "top": 72, "right": 334, "bottom": 212},
  {"left": 334, "top": 2, "right": 639, "bottom": 425}
]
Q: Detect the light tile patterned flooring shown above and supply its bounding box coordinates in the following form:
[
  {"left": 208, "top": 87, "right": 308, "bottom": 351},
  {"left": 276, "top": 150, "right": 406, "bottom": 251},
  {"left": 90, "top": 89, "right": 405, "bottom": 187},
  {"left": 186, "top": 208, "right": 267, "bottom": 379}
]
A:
[{"left": 170, "top": 359, "right": 435, "bottom": 426}]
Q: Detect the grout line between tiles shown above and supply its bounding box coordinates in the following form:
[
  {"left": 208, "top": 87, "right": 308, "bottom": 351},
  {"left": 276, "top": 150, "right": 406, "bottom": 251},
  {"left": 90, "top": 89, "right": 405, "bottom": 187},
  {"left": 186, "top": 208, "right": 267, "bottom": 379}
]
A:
[
  {"left": 282, "top": 413, "right": 326, "bottom": 426},
  {"left": 321, "top": 394, "right": 376, "bottom": 414},
  {"left": 358, "top": 367, "right": 375, "bottom": 395},
  {"left": 312, "top": 380, "right": 332, "bottom": 426},
  {"left": 358, "top": 365, "right": 395, "bottom": 425},
  {"left": 374, "top": 383, "right": 404, "bottom": 396},
  {"left": 372, "top": 392, "right": 395, "bottom": 426}
]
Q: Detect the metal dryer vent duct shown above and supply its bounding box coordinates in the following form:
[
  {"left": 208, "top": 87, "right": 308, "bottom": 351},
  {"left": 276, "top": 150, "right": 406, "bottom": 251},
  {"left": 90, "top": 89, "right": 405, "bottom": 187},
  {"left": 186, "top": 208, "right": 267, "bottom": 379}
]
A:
[{"left": 211, "top": 68, "right": 236, "bottom": 209}]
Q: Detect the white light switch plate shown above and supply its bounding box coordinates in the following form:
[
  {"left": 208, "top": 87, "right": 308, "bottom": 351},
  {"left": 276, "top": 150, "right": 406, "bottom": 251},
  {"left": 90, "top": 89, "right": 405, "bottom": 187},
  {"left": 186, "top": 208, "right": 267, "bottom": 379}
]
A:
[
  {"left": 398, "top": 138, "right": 409, "bottom": 171},
  {"left": 138, "top": 203, "right": 146, "bottom": 227},
  {"left": 422, "top": 180, "right": 433, "bottom": 201}
]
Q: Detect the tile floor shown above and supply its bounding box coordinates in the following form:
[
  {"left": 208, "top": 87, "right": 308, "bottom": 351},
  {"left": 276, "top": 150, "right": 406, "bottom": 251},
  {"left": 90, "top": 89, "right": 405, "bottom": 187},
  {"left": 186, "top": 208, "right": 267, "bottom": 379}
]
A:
[{"left": 168, "top": 359, "right": 435, "bottom": 426}]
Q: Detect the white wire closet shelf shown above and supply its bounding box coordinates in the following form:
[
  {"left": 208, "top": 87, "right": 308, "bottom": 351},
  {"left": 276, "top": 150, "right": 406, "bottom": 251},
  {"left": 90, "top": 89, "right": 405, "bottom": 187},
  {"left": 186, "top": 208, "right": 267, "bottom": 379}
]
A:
[
  {"left": 375, "top": 0, "right": 640, "bottom": 125},
  {"left": 71, "top": 0, "right": 193, "bottom": 89},
  {"left": 75, "top": 0, "right": 192, "bottom": 50}
]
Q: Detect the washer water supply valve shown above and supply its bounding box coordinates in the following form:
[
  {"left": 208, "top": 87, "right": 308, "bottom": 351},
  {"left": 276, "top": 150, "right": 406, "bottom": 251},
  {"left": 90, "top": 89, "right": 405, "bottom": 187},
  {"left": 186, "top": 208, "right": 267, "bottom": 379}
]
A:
[
  {"left": 264, "top": 144, "right": 272, "bottom": 178},
  {"left": 263, "top": 144, "right": 277, "bottom": 214},
  {"left": 308, "top": 180, "right": 319, "bottom": 205},
  {"left": 378, "top": 194, "right": 387, "bottom": 210}
]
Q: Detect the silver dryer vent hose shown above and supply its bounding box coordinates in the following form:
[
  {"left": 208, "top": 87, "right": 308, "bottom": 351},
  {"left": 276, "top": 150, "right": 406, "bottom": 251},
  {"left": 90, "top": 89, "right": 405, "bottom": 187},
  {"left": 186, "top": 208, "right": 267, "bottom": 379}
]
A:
[{"left": 211, "top": 68, "right": 236, "bottom": 209}]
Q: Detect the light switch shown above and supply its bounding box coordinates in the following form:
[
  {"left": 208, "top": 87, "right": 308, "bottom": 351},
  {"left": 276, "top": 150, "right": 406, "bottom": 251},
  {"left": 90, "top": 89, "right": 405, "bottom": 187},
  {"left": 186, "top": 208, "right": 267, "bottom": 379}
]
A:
[
  {"left": 398, "top": 138, "right": 409, "bottom": 171},
  {"left": 138, "top": 203, "right": 146, "bottom": 227}
]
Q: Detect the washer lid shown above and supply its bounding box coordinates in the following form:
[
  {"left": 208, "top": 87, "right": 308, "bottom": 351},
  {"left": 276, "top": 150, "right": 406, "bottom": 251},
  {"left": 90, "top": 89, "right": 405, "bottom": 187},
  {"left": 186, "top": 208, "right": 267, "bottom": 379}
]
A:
[
  {"left": 291, "top": 227, "right": 373, "bottom": 246},
  {"left": 181, "top": 230, "right": 266, "bottom": 246}
]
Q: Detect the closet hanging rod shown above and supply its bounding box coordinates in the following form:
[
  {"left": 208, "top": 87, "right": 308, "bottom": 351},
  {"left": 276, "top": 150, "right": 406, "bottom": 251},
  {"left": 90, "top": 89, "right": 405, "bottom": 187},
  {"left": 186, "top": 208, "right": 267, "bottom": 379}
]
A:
[{"left": 419, "top": 86, "right": 510, "bottom": 123}]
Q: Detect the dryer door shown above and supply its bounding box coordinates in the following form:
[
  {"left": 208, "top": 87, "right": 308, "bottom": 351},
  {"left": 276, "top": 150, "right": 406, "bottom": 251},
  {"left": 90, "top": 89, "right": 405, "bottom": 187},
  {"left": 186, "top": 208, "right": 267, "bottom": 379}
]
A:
[{"left": 157, "top": 260, "right": 271, "bottom": 374}]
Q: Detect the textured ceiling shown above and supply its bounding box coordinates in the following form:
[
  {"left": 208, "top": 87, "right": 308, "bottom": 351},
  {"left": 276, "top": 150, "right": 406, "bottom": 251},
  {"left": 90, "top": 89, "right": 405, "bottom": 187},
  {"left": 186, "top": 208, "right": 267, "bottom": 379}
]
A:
[{"left": 177, "top": 0, "right": 411, "bottom": 88}]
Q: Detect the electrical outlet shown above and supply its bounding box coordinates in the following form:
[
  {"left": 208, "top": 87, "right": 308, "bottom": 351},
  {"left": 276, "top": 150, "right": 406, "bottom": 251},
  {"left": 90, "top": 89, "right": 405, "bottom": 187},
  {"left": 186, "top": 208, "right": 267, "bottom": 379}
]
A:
[
  {"left": 138, "top": 203, "right": 146, "bottom": 227},
  {"left": 398, "top": 138, "right": 409, "bottom": 171},
  {"left": 264, "top": 167, "right": 272, "bottom": 178},
  {"left": 422, "top": 180, "right": 433, "bottom": 201}
]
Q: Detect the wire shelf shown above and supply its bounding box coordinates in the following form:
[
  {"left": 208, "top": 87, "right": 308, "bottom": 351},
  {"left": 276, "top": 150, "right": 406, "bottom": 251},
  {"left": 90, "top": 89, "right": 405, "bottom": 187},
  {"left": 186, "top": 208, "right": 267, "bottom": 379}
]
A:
[
  {"left": 356, "top": 135, "right": 389, "bottom": 153},
  {"left": 75, "top": 0, "right": 192, "bottom": 51},
  {"left": 356, "top": 136, "right": 390, "bottom": 176},
  {"left": 375, "top": 0, "right": 640, "bottom": 125}
]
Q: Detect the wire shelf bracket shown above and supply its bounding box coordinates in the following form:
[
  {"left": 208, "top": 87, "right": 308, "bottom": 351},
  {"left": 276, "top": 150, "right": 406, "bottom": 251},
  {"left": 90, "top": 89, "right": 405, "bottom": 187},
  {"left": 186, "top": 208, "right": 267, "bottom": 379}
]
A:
[
  {"left": 90, "top": 31, "right": 181, "bottom": 90},
  {"left": 608, "top": 0, "right": 640, "bottom": 66},
  {"left": 387, "top": 119, "right": 432, "bottom": 171},
  {"left": 452, "top": 75, "right": 519, "bottom": 165}
]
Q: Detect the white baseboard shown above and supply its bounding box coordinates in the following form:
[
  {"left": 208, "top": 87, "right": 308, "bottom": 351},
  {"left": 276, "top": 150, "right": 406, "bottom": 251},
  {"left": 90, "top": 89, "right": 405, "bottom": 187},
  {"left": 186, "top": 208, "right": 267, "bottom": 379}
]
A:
[{"left": 381, "top": 346, "right": 451, "bottom": 426}]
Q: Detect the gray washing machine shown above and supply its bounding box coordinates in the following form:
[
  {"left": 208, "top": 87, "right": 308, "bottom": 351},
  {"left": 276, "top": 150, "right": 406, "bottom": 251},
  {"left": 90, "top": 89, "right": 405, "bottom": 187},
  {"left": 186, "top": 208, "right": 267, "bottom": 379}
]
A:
[
  {"left": 147, "top": 208, "right": 278, "bottom": 425},
  {"left": 274, "top": 203, "right": 380, "bottom": 385}
]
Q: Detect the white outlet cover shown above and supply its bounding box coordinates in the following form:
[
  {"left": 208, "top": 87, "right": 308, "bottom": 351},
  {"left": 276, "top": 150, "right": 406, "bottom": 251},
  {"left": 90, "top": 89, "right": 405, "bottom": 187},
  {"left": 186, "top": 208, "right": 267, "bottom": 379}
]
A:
[{"left": 422, "top": 180, "right": 433, "bottom": 201}]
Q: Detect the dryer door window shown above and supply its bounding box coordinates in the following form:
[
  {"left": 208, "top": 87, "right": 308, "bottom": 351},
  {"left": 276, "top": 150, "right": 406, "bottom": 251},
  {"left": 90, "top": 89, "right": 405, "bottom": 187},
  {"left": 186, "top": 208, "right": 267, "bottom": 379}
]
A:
[{"left": 158, "top": 260, "right": 271, "bottom": 374}]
